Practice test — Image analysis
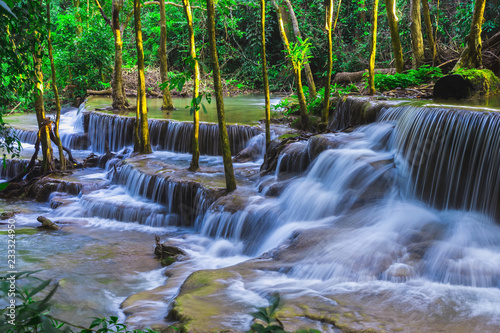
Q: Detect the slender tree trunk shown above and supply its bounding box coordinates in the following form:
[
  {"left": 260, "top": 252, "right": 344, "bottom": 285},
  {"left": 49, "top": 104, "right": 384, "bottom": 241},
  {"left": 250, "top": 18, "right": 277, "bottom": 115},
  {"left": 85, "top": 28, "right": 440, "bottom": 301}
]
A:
[
  {"left": 271, "top": 0, "right": 308, "bottom": 129},
  {"left": 282, "top": 0, "right": 316, "bottom": 98},
  {"left": 421, "top": 0, "right": 436, "bottom": 63},
  {"left": 261, "top": 0, "right": 271, "bottom": 150},
  {"left": 453, "top": 0, "right": 487, "bottom": 70},
  {"left": 322, "top": 0, "right": 341, "bottom": 126},
  {"left": 33, "top": 35, "right": 54, "bottom": 173},
  {"left": 207, "top": 0, "right": 236, "bottom": 192},
  {"left": 159, "top": 0, "right": 175, "bottom": 110},
  {"left": 134, "top": 0, "right": 152, "bottom": 154},
  {"left": 47, "top": 2, "right": 66, "bottom": 170},
  {"left": 183, "top": 0, "right": 201, "bottom": 171},
  {"left": 111, "top": 0, "right": 129, "bottom": 110},
  {"left": 385, "top": 0, "right": 404, "bottom": 73},
  {"left": 410, "top": 0, "right": 425, "bottom": 68},
  {"left": 369, "top": 0, "right": 379, "bottom": 95},
  {"left": 74, "top": 0, "right": 83, "bottom": 35}
]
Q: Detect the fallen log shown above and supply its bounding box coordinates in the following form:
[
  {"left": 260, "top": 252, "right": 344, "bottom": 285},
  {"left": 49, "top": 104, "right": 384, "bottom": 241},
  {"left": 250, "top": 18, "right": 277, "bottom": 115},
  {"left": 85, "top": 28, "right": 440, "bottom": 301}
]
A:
[
  {"left": 87, "top": 88, "right": 112, "bottom": 95},
  {"left": 333, "top": 68, "right": 396, "bottom": 84}
]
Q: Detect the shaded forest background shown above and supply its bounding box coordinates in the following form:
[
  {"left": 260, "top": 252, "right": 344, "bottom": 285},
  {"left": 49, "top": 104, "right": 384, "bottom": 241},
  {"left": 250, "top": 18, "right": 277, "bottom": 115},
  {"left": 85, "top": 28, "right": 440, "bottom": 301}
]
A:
[{"left": 2, "top": 0, "right": 500, "bottom": 112}]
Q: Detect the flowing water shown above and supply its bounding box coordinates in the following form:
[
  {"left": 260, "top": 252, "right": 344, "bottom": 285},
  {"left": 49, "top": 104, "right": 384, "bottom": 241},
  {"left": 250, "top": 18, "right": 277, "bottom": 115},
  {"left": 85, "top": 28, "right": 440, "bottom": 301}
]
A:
[{"left": 1, "top": 97, "right": 500, "bottom": 332}]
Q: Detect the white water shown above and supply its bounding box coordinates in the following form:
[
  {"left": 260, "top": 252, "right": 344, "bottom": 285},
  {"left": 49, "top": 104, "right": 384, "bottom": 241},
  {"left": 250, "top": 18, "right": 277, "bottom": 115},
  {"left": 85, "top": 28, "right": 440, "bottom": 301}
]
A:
[{"left": 2, "top": 101, "right": 500, "bottom": 331}]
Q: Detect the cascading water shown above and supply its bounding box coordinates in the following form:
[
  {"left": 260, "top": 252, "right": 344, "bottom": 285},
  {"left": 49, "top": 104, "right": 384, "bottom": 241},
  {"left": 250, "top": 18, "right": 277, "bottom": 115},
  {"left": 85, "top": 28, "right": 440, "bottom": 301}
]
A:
[{"left": 86, "top": 111, "right": 262, "bottom": 155}]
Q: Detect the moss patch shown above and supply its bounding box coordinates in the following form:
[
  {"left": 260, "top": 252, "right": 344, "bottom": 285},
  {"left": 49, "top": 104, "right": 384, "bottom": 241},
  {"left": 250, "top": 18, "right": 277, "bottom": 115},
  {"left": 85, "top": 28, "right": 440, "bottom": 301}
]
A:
[
  {"left": 0, "top": 228, "right": 38, "bottom": 235},
  {"left": 455, "top": 68, "right": 500, "bottom": 97}
]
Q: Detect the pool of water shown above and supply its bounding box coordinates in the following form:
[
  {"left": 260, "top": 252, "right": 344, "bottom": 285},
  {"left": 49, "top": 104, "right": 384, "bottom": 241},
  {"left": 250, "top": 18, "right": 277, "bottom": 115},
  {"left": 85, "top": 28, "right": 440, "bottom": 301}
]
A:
[{"left": 86, "top": 94, "right": 283, "bottom": 125}]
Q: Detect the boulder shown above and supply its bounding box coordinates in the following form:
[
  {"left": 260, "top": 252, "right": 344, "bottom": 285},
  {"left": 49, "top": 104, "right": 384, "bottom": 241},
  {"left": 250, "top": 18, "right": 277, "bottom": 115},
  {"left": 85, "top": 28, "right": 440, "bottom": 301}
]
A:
[
  {"left": 434, "top": 70, "right": 500, "bottom": 99},
  {"left": 37, "top": 216, "right": 60, "bottom": 230}
]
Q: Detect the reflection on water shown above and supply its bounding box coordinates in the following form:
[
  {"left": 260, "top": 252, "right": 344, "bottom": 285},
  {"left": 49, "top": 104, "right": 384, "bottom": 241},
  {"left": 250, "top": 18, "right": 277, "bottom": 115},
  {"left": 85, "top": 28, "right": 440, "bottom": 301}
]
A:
[{"left": 86, "top": 94, "right": 283, "bottom": 125}]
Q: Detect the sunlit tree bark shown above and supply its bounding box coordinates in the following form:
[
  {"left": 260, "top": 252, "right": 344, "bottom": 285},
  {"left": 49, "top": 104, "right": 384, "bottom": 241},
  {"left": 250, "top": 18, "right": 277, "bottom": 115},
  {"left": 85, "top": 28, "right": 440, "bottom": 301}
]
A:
[
  {"left": 410, "top": 0, "right": 425, "bottom": 68},
  {"left": 270, "top": 0, "right": 308, "bottom": 129},
  {"left": 368, "top": 0, "right": 379, "bottom": 95},
  {"left": 207, "top": 0, "right": 237, "bottom": 192},
  {"left": 33, "top": 31, "right": 54, "bottom": 173},
  {"left": 95, "top": 0, "right": 129, "bottom": 110},
  {"left": 159, "top": 0, "right": 175, "bottom": 110},
  {"left": 282, "top": 0, "right": 317, "bottom": 98},
  {"left": 260, "top": 0, "right": 271, "bottom": 150},
  {"left": 453, "top": 0, "right": 487, "bottom": 70},
  {"left": 322, "top": 0, "right": 341, "bottom": 126},
  {"left": 134, "top": 0, "right": 152, "bottom": 154},
  {"left": 182, "top": 0, "right": 201, "bottom": 171},
  {"left": 47, "top": 2, "right": 65, "bottom": 170},
  {"left": 385, "top": 0, "right": 404, "bottom": 73}
]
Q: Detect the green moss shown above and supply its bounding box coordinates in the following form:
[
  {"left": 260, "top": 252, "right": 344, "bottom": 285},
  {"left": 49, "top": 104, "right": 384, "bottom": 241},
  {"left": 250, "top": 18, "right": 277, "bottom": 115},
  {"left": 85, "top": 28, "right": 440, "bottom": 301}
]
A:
[
  {"left": 0, "top": 228, "right": 38, "bottom": 235},
  {"left": 278, "top": 132, "right": 301, "bottom": 140},
  {"left": 454, "top": 68, "right": 500, "bottom": 96}
]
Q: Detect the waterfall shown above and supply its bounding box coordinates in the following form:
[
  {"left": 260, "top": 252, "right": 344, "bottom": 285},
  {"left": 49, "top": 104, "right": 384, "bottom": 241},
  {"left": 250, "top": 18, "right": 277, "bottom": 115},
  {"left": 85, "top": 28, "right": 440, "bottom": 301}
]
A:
[
  {"left": 86, "top": 111, "right": 262, "bottom": 155},
  {"left": 110, "top": 163, "right": 212, "bottom": 226},
  {"left": 0, "top": 159, "right": 28, "bottom": 180},
  {"left": 197, "top": 103, "right": 500, "bottom": 288},
  {"left": 381, "top": 105, "right": 500, "bottom": 219}
]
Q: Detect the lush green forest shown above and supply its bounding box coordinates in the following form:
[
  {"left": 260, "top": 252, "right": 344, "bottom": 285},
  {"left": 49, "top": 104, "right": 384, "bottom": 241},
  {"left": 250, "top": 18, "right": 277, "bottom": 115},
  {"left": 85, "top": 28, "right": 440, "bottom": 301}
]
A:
[{"left": 2, "top": 0, "right": 500, "bottom": 111}]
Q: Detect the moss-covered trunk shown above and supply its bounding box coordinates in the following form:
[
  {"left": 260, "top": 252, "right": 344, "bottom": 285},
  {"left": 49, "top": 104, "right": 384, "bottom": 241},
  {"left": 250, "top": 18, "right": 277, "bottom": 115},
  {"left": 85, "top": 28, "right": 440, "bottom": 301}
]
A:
[
  {"left": 385, "top": 0, "right": 404, "bottom": 73},
  {"left": 261, "top": 0, "right": 271, "bottom": 150},
  {"left": 158, "top": 0, "right": 174, "bottom": 110},
  {"left": 207, "top": 0, "right": 237, "bottom": 192},
  {"left": 453, "top": 0, "right": 486, "bottom": 70},
  {"left": 410, "top": 0, "right": 425, "bottom": 69},
  {"left": 183, "top": 0, "right": 201, "bottom": 171},
  {"left": 368, "top": 0, "right": 379, "bottom": 95},
  {"left": 47, "top": 2, "right": 65, "bottom": 170},
  {"left": 322, "top": 0, "right": 341, "bottom": 126},
  {"left": 134, "top": 0, "right": 152, "bottom": 154},
  {"left": 111, "top": 0, "right": 129, "bottom": 111},
  {"left": 421, "top": 0, "right": 436, "bottom": 63},
  {"left": 33, "top": 34, "right": 54, "bottom": 174}
]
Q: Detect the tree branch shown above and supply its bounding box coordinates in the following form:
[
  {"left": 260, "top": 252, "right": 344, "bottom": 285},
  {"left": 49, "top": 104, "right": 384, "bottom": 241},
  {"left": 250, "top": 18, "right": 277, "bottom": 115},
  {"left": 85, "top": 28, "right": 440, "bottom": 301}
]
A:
[{"left": 94, "top": 0, "right": 111, "bottom": 26}]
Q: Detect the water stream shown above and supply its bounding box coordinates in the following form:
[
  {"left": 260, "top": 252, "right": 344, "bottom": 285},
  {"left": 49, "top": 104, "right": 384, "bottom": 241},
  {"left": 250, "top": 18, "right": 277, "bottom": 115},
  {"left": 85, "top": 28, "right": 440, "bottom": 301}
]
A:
[{"left": 1, "top": 96, "right": 500, "bottom": 331}]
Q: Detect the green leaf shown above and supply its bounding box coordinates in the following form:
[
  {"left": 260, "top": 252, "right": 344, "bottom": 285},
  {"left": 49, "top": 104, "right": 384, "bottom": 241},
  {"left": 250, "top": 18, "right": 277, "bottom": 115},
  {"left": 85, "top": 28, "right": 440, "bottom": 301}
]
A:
[
  {"left": 27, "top": 279, "right": 51, "bottom": 298},
  {"left": 201, "top": 103, "right": 207, "bottom": 114},
  {"left": 0, "top": 182, "right": 9, "bottom": 191}
]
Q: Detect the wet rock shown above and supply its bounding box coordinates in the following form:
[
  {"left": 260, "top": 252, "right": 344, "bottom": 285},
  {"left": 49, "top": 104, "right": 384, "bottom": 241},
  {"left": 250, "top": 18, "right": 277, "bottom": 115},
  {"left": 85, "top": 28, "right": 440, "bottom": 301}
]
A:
[
  {"left": 265, "top": 179, "right": 294, "bottom": 197},
  {"left": 154, "top": 236, "right": 187, "bottom": 266},
  {"left": 37, "top": 216, "right": 60, "bottom": 230},
  {"left": 0, "top": 211, "right": 17, "bottom": 220},
  {"left": 29, "top": 177, "right": 83, "bottom": 202}
]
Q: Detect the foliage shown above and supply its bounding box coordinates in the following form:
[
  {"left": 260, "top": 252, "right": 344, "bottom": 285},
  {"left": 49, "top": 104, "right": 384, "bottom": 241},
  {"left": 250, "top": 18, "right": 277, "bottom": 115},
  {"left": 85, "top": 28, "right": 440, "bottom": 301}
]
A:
[
  {"left": 247, "top": 293, "right": 320, "bottom": 333},
  {"left": 370, "top": 65, "right": 443, "bottom": 91}
]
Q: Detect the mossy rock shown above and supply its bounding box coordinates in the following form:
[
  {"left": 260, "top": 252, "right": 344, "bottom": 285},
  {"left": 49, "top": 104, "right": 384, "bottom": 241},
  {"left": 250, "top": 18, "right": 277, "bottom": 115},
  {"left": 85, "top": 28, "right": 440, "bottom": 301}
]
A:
[
  {"left": 434, "top": 69, "right": 500, "bottom": 99},
  {"left": 169, "top": 269, "right": 241, "bottom": 332}
]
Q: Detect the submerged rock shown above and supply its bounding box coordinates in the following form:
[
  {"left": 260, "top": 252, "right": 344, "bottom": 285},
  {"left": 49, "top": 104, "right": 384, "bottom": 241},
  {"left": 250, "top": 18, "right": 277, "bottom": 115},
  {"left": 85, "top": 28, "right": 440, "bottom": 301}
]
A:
[{"left": 154, "top": 236, "right": 187, "bottom": 266}]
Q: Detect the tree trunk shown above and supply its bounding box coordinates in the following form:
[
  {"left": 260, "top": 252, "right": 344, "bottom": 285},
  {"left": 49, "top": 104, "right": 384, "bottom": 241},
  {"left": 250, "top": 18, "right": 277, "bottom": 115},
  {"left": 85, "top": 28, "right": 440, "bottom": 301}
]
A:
[
  {"left": 159, "top": 0, "right": 175, "bottom": 110},
  {"left": 183, "top": 0, "right": 201, "bottom": 171},
  {"left": 134, "top": 0, "right": 152, "bottom": 154},
  {"left": 74, "top": 0, "right": 83, "bottom": 35},
  {"left": 47, "top": 2, "right": 66, "bottom": 170},
  {"left": 453, "top": 0, "right": 487, "bottom": 70},
  {"left": 421, "top": 0, "right": 436, "bottom": 63},
  {"left": 33, "top": 35, "right": 54, "bottom": 174},
  {"left": 261, "top": 0, "right": 271, "bottom": 150},
  {"left": 322, "top": 0, "right": 341, "bottom": 126},
  {"left": 369, "top": 0, "right": 379, "bottom": 95},
  {"left": 385, "top": 0, "right": 404, "bottom": 73},
  {"left": 111, "top": 0, "right": 129, "bottom": 110},
  {"left": 271, "top": 0, "right": 308, "bottom": 128},
  {"left": 207, "top": 0, "right": 237, "bottom": 192},
  {"left": 282, "top": 0, "right": 316, "bottom": 98},
  {"left": 410, "top": 0, "right": 425, "bottom": 68}
]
